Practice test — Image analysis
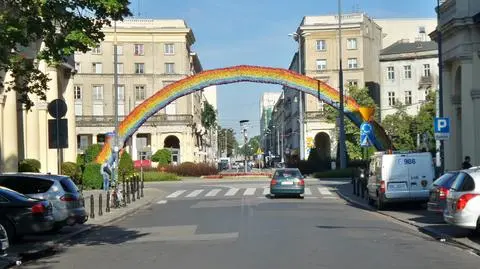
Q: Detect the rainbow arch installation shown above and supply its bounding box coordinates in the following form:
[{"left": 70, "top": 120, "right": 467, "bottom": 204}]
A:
[{"left": 96, "top": 65, "right": 393, "bottom": 166}]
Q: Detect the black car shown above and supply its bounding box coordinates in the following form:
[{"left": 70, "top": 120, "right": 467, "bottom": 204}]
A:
[
  {"left": 0, "top": 186, "right": 55, "bottom": 243},
  {"left": 427, "top": 171, "right": 460, "bottom": 213}
]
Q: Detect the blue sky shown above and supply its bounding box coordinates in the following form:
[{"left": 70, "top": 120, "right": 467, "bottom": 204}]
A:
[{"left": 128, "top": 0, "right": 437, "bottom": 139}]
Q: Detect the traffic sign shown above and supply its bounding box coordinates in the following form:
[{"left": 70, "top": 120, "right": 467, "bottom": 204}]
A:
[
  {"left": 434, "top": 117, "right": 450, "bottom": 140},
  {"left": 360, "top": 133, "right": 371, "bottom": 147},
  {"left": 360, "top": 122, "right": 373, "bottom": 147}
]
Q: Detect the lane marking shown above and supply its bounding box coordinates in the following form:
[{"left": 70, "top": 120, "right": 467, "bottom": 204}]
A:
[
  {"left": 263, "top": 187, "right": 270, "bottom": 195},
  {"left": 224, "top": 188, "right": 239, "bottom": 196},
  {"left": 166, "top": 190, "right": 186, "bottom": 198},
  {"left": 243, "top": 188, "right": 256, "bottom": 196},
  {"left": 318, "top": 187, "right": 333, "bottom": 195},
  {"left": 186, "top": 189, "right": 203, "bottom": 198},
  {"left": 205, "top": 189, "right": 221, "bottom": 197},
  {"left": 304, "top": 187, "right": 312, "bottom": 195},
  {"left": 156, "top": 200, "right": 167, "bottom": 204}
]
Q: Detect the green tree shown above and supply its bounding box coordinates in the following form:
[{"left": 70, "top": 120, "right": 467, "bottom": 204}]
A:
[
  {"left": 0, "top": 0, "right": 131, "bottom": 109},
  {"left": 238, "top": 135, "right": 261, "bottom": 157},
  {"left": 151, "top": 149, "right": 171, "bottom": 164},
  {"left": 414, "top": 91, "right": 436, "bottom": 152},
  {"left": 201, "top": 101, "right": 217, "bottom": 130},
  {"left": 217, "top": 127, "right": 238, "bottom": 157},
  {"left": 84, "top": 144, "right": 104, "bottom": 163},
  {"left": 119, "top": 151, "right": 134, "bottom": 178},
  {"left": 382, "top": 103, "right": 416, "bottom": 151}
]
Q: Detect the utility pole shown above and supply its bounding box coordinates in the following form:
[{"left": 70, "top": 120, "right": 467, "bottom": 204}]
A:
[
  {"left": 240, "top": 120, "right": 249, "bottom": 173},
  {"left": 298, "top": 36, "right": 305, "bottom": 161},
  {"left": 436, "top": 0, "right": 445, "bottom": 174},
  {"left": 113, "top": 20, "right": 120, "bottom": 186},
  {"left": 337, "top": 0, "right": 347, "bottom": 169}
]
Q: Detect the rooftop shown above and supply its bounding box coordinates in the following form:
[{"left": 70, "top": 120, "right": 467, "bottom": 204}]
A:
[{"left": 381, "top": 40, "right": 438, "bottom": 56}]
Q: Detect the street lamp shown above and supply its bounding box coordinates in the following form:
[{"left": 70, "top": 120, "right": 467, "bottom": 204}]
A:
[
  {"left": 337, "top": 0, "right": 347, "bottom": 169},
  {"left": 436, "top": 0, "right": 445, "bottom": 174}
]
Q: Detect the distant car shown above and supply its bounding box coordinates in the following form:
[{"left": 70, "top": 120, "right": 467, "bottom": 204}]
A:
[
  {"left": 0, "top": 173, "right": 87, "bottom": 231},
  {"left": 428, "top": 171, "right": 459, "bottom": 213},
  {"left": 443, "top": 168, "right": 480, "bottom": 233},
  {"left": 270, "top": 168, "right": 305, "bottom": 198},
  {"left": 0, "top": 186, "right": 54, "bottom": 243}
]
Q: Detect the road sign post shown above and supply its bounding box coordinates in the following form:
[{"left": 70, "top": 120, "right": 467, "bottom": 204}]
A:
[{"left": 434, "top": 117, "right": 450, "bottom": 140}]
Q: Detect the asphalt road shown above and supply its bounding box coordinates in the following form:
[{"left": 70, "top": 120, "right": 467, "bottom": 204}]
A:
[{"left": 20, "top": 179, "right": 480, "bottom": 269}]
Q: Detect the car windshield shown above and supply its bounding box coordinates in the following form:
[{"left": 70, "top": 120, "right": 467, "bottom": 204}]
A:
[
  {"left": 275, "top": 170, "right": 302, "bottom": 179},
  {"left": 433, "top": 172, "right": 458, "bottom": 188}
]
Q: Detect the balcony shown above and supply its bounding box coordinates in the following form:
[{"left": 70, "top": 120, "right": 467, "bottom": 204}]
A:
[
  {"left": 76, "top": 114, "right": 194, "bottom": 127},
  {"left": 419, "top": 75, "right": 434, "bottom": 88},
  {"left": 305, "top": 111, "right": 327, "bottom": 120}
]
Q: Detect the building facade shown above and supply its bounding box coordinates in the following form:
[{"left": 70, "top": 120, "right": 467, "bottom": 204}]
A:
[
  {"left": 379, "top": 41, "right": 439, "bottom": 119},
  {"left": 73, "top": 19, "right": 213, "bottom": 163},
  {"left": 432, "top": 0, "right": 480, "bottom": 170},
  {"left": 1, "top": 46, "right": 76, "bottom": 173},
  {"left": 375, "top": 18, "right": 437, "bottom": 48},
  {"left": 260, "top": 92, "right": 281, "bottom": 154}
]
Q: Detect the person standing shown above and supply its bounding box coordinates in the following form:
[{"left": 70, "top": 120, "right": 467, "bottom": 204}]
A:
[{"left": 462, "top": 156, "right": 472, "bottom": 169}]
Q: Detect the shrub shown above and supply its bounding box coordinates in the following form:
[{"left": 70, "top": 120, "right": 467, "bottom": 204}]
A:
[
  {"left": 163, "top": 162, "right": 218, "bottom": 177},
  {"left": 82, "top": 163, "right": 103, "bottom": 189},
  {"left": 119, "top": 151, "right": 134, "bottom": 178},
  {"left": 62, "top": 162, "right": 82, "bottom": 185},
  {"left": 141, "top": 171, "right": 179, "bottom": 182},
  {"left": 151, "top": 149, "right": 171, "bottom": 164},
  {"left": 18, "top": 159, "right": 41, "bottom": 172},
  {"left": 84, "top": 144, "right": 103, "bottom": 163}
]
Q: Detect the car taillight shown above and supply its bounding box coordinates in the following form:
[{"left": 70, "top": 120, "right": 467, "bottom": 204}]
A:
[
  {"left": 438, "top": 187, "right": 449, "bottom": 199},
  {"left": 380, "top": 180, "right": 385, "bottom": 193},
  {"left": 298, "top": 179, "right": 305, "bottom": 186},
  {"left": 271, "top": 179, "right": 277, "bottom": 185},
  {"left": 60, "top": 195, "right": 77, "bottom": 202},
  {"left": 456, "top": 193, "right": 479, "bottom": 211},
  {"left": 31, "top": 203, "right": 46, "bottom": 214}
]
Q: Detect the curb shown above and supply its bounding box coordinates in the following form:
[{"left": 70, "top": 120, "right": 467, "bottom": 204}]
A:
[
  {"left": 13, "top": 188, "right": 163, "bottom": 264},
  {"left": 335, "top": 187, "right": 480, "bottom": 254}
]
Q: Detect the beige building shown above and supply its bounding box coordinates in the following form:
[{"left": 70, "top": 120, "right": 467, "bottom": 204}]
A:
[
  {"left": 1, "top": 45, "right": 77, "bottom": 173},
  {"left": 284, "top": 13, "right": 382, "bottom": 160},
  {"left": 375, "top": 18, "right": 437, "bottom": 48},
  {"left": 431, "top": 0, "right": 480, "bottom": 170},
  {"left": 74, "top": 19, "right": 216, "bottom": 163}
]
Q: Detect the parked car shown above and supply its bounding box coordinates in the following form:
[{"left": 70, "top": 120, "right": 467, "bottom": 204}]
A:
[
  {"left": 270, "top": 168, "right": 305, "bottom": 198},
  {"left": 367, "top": 151, "right": 435, "bottom": 210},
  {"left": 0, "top": 224, "right": 8, "bottom": 256},
  {"left": 443, "top": 168, "right": 480, "bottom": 233},
  {"left": 0, "top": 186, "right": 54, "bottom": 243},
  {"left": 428, "top": 171, "right": 460, "bottom": 213},
  {"left": 0, "top": 173, "right": 87, "bottom": 231}
]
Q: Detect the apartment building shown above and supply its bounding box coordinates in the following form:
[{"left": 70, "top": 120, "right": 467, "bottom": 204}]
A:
[
  {"left": 380, "top": 40, "right": 439, "bottom": 119},
  {"left": 260, "top": 92, "right": 281, "bottom": 153},
  {"left": 74, "top": 19, "right": 215, "bottom": 163},
  {"left": 375, "top": 18, "right": 437, "bottom": 48}
]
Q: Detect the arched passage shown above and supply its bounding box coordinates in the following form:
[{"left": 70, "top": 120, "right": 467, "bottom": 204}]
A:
[
  {"left": 164, "top": 135, "right": 180, "bottom": 164},
  {"left": 96, "top": 65, "right": 393, "bottom": 165},
  {"left": 314, "top": 132, "right": 332, "bottom": 160}
]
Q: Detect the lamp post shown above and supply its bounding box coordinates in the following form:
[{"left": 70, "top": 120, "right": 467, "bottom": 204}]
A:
[
  {"left": 337, "top": 0, "right": 347, "bottom": 169},
  {"left": 436, "top": 0, "right": 445, "bottom": 174},
  {"left": 113, "top": 20, "right": 120, "bottom": 185},
  {"left": 240, "top": 120, "right": 249, "bottom": 173}
]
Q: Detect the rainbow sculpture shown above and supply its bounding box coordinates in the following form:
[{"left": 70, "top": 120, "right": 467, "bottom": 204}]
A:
[{"left": 96, "top": 65, "right": 393, "bottom": 166}]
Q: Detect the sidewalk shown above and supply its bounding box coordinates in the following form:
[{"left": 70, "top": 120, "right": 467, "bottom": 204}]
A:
[
  {"left": 333, "top": 182, "right": 480, "bottom": 252},
  {"left": 3, "top": 187, "right": 165, "bottom": 266}
]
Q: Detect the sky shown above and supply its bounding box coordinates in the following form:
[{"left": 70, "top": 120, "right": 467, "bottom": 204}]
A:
[{"left": 128, "top": 0, "right": 437, "bottom": 139}]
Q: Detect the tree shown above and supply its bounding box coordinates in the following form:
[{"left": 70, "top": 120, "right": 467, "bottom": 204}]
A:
[
  {"left": 201, "top": 101, "right": 217, "bottom": 130},
  {"left": 238, "top": 135, "right": 261, "bottom": 157},
  {"left": 382, "top": 103, "right": 416, "bottom": 151},
  {"left": 217, "top": 127, "right": 237, "bottom": 157},
  {"left": 151, "top": 149, "right": 171, "bottom": 164},
  {"left": 414, "top": 90, "right": 436, "bottom": 152},
  {"left": 0, "top": 0, "right": 131, "bottom": 109}
]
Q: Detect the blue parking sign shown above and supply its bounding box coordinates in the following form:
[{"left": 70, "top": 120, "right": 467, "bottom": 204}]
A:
[
  {"left": 434, "top": 117, "right": 450, "bottom": 140},
  {"left": 360, "top": 122, "right": 372, "bottom": 147}
]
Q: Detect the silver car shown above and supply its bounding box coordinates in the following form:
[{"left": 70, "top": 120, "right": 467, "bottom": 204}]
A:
[
  {"left": 0, "top": 173, "right": 87, "bottom": 231},
  {"left": 443, "top": 168, "right": 480, "bottom": 233}
]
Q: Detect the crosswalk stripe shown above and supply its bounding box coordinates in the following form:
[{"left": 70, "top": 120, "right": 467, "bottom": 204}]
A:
[
  {"left": 225, "top": 188, "right": 239, "bottom": 196},
  {"left": 167, "top": 190, "right": 186, "bottom": 198},
  {"left": 304, "top": 187, "right": 312, "bottom": 195},
  {"left": 186, "top": 189, "right": 203, "bottom": 198},
  {"left": 156, "top": 200, "right": 167, "bottom": 204},
  {"left": 243, "top": 188, "right": 256, "bottom": 196},
  {"left": 318, "top": 187, "right": 332, "bottom": 195},
  {"left": 263, "top": 187, "right": 270, "bottom": 195},
  {"left": 205, "top": 189, "right": 221, "bottom": 197}
]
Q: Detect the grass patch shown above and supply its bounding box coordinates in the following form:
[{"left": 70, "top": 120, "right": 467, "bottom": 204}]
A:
[
  {"left": 141, "top": 171, "right": 179, "bottom": 182},
  {"left": 313, "top": 168, "right": 355, "bottom": 178}
]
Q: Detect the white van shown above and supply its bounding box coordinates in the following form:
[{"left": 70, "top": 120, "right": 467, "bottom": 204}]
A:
[{"left": 366, "top": 151, "right": 435, "bottom": 210}]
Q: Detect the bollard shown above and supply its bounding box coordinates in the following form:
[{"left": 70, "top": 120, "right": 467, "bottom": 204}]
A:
[
  {"left": 126, "top": 179, "right": 131, "bottom": 204},
  {"left": 131, "top": 177, "right": 136, "bottom": 202},
  {"left": 356, "top": 179, "right": 361, "bottom": 197},
  {"left": 106, "top": 190, "right": 110, "bottom": 213},
  {"left": 122, "top": 175, "right": 126, "bottom": 206},
  {"left": 90, "top": 194, "right": 95, "bottom": 219},
  {"left": 136, "top": 175, "right": 140, "bottom": 200},
  {"left": 98, "top": 194, "right": 103, "bottom": 216},
  {"left": 352, "top": 177, "right": 357, "bottom": 195},
  {"left": 141, "top": 176, "right": 144, "bottom": 198}
]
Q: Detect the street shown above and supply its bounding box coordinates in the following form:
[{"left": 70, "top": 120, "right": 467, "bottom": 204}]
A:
[{"left": 20, "top": 179, "right": 480, "bottom": 269}]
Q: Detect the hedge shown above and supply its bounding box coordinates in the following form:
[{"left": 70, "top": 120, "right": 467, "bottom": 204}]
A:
[
  {"left": 82, "top": 163, "right": 103, "bottom": 189},
  {"left": 141, "top": 171, "right": 179, "bottom": 182},
  {"left": 18, "top": 159, "right": 41, "bottom": 172},
  {"left": 151, "top": 149, "right": 171, "bottom": 164}
]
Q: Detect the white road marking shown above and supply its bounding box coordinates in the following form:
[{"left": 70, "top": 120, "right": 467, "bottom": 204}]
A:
[
  {"left": 263, "top": 187, "right": 270, "bottom": 195},
  {"left": 318, "top": 187, "right": 333, "bottom": 196},
  {"left": 243, "top": 188, "right": 256, "bottom": 196},
  {"left": 304, "top": 187, "right": 312, "bottom": 195},
  {"left": 205, "top": 189, "right": 221, "bottom": 197},
  {"left": 185, "top": 189, "right": 203, "bottom": 198},
  {"left": 156, "top": 200, "right": 167, "bottom": 204},
  {"left": 224, "top": 188, "right": 239, "bottom": 196},
  {"left": 166, "top": 190, "right": 186, "bottom": 198}
]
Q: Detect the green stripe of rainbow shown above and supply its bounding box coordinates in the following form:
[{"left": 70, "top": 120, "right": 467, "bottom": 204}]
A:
[{"left": 96, "top": 65, "right": 392, "bottom": 165}]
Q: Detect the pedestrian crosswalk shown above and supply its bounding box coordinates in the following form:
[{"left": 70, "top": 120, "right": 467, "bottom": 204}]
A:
[{"left": 161, "top": 186, "right": 337, "bottom": 201}]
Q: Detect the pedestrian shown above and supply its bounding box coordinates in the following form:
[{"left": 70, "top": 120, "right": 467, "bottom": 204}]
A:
[{"left": 461, "top": 156, "right": 472, "bottom": 169}]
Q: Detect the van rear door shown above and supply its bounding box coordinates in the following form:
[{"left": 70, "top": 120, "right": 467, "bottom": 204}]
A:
[
  {"left": 382, "top": 155, "right": 410, "bottom": 199},
  {"left": 407, "top": 154, "right": 434, "bottom": 199}
]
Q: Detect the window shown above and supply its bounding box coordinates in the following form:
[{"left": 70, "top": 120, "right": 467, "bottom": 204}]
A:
[
  {"left": 134, "top": 44, "right": 144, "bottom": 56},
  {"left": 348, "top": 80, "right": 358, "bottom": 87},
  {"left": 135, "top": 63, "right": 145, "bottom": 74},
  {"left": 164, "top": 43, "right": 175, "bottom": 54},
  {"left": 316, "top": 59, "right": 327, "bottom": 70},
  {"left": 92, "top": 62, "right": 102, "bottom": 73},
  {"left": 74, "top": 85, "right": 82, "bottom": 100},
  {"left": 0, "top": 177, "right": 54, "bottom": 194},
  {"left": 92, "top": 46, "right": 102, "bottom": 54},
  {"left": 115, "top": 45, "right": 123, "bottom": 55},
  {"left": 423, "top": 64, "right": 431, "bottom": 77},
  {"left": 316, "top": 40, "right": 326, "bottom": 51},
  {"left": 74, "top": 62, "right": 81, "bottom": 72},
  {"left": 347, "top": 38, "right": 357, "bottom": 50},
  {"left": 404, "top": 65, "right": 412, "bottom": 79},
  {"left": 135, "top": 85, "right": 146, "bottom": 101},
  {"left": 92, "top": 85, "right": 103, "bottom": 100},
  {"left": 347, "top": 58, "right": 358, "bottom": 69},
  {"left": 387, "top": 66, "right": 395, "bottom": 80},
  {"left": 116, "top": 63, "right": 124, "bottom": 74},
  {"left": 116, "top": 85, "right": 125, "bottom": 101},
  {"left": 165, "top": 63, "right": 175, "bottom": 74},
  {"left": 419, "top": 26, "right": 426, "bottom": 34},
  {"left": 388, "top": 92, "right": 396, "bottom": 106},
  {"left": 404, "top": 91, "right": 412, "bottom": 105}
]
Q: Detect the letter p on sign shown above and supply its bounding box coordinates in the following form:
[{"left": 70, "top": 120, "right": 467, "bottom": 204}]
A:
[{"left": 434, "top": 117, "right": 450, "bottom": 140}]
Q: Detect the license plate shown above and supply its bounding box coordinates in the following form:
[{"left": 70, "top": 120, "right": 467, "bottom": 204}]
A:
[
  {"left": 388, "top": 183, "right": 407, "bottom": 190},
  {"left": 281, "top": 181, "right": 294, "bottom": 185}
]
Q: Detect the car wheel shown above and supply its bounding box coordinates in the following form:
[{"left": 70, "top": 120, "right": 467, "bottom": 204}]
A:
[
  {"left": 0, "top": 220, "right": 15, "bottom": 244},
  {"left": 298, "top": 194, "right": 304, "bottom": 199},
  {"left": 475, "top": 217, "right": 480, "bottom": 235},
  {"left": 49, "top": 222, "right": 64, "bottom": 233},
  {"left": 269, "top": 194, "right": 275, "bottom": 199}
]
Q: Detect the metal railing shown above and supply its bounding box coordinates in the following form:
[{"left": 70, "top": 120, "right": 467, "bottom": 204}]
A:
[
  {"left": 76, "top": 114, "right": 194, "bottom": 127},
  {"left": 305, "top": 111, "right": 328, "bottom": 120}
]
